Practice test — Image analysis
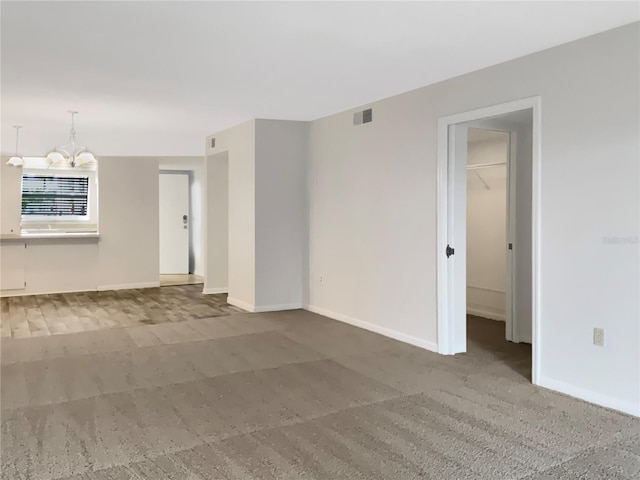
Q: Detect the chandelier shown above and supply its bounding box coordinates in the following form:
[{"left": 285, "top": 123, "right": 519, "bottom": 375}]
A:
[
  {"left": 6, "top": 125, "right": 24, "bottom": 166},
  {"left": 46, "top": 111, "right": 96, "bottom": 167}
]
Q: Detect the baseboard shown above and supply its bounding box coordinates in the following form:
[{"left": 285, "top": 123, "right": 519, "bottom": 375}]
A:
[
  {"left": 306, "top": 305, "right": 438, "bottom": 353},
  {"left": 538, "top": 375, "right": 639, "bottom": 417},
  {"left": 466, "top": 306, "right": 505, "bottom": 321},
  {"left": 253, "top": 303, "right": 303, "bottom": 313},
  {"left": 227, "top": 297, "right": 303, "bottom": 313},
  {"left": 226, "top": 297, "right": 255, "bottom": 312},
  {"left": 1, "top": 287, "right": 98, "bottom": 298},
  {"left": 97, "top": 282, "right": 160, "bottom": 291},
  {"left": 2, "top": 281, "right": 161, "bottom": 297},
  {"left": 202, "top": 287, "right": 228, "bottom": 294}
]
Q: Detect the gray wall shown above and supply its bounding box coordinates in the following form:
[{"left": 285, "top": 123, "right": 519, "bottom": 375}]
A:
[
  {"left": 205, "top": 119, "right": 309, "bottom": 311},
  {"left": 98, "top": 157, "right": 160, "bottom": 288},
  {"left": 255, "top": 120, "right": 309, "bottom": 309},
  {"left": 204, "top": 152, "right": 229, "bottom": 292},
  {"left": 307, "top": 23, "right": 639, "bottom": 414}
]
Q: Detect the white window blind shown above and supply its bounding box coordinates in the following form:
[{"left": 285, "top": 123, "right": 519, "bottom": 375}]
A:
[{"left": 21, "top": 175, "right": 89, "bottom": 217}]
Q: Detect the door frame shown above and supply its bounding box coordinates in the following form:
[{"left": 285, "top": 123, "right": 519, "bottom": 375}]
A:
[
  {"left": 436, "top": 96, "right": 541, "bottom": 385},
  {"left": 159, "top": 170, "right": 192, "bottom": 275}
]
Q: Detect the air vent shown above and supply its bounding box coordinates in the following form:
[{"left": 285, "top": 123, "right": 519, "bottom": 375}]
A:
[
  {"left": 210, "top": 138, "right": 216, "bottom": 148},
  {"left": 353, "top": 108, "right": 373, "bottom": 126}
]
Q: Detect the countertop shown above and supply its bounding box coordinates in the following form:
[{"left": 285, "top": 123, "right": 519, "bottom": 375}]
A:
[{"left": 0, "top": 231, "right": 100, "bottom": 241}]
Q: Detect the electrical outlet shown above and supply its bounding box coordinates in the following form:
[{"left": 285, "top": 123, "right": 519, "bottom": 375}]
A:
[
  {"left": 319, "top": 276, "right": 323, "bottom": 284},
  {"left": 593, "top": 328, "right": 605, "bottom": 347}
]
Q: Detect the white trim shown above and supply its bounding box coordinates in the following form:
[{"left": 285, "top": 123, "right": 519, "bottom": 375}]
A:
[
  {"left": 202, "top": 287, "right": 228, "bottom": 294},
  {"left": 2, "top": 281, "right": 162, "bottom": 297},
  {"left": 254, "top": 303, "right": 303, "bottom": 313},
  {"left": 436, "top": 116, "right": 450, "bottom": 353},
  {"left": 506, "top": 130, "right": 517, "bottom": 343},
  {"left": 227, "top": 296, "right": 255, "bottom": 312},
  {"left": 1, "top": 287, "right": 98, "bottom": 298},
  {"left": 306, "top": 305, "right": 438, "bottom": 353},
  {"left": 227, "top": 296, "right": 303, "bottom": 313},
  {"left": 466, "top": 306, "right": 505, "bottom": 322},
  {"left": 97, "top": 281, "right": 160, "bottom": 291},
  {"left": 538, "top": 375, "right": 640, "bottom": 417},
  {"left": 436, "top": 96, "right": 542, "bottom": 386}
]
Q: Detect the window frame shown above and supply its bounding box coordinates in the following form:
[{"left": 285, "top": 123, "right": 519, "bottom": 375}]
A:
[
  {"left": 21, "top": 174, "right": 90, "bottom": 221},
  {"left": 20, "top": 168, "right": 98, "bottom": 226}
]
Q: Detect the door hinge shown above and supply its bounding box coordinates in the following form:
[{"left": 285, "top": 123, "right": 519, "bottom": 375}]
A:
[{"left": 446, "top": 245, "right": 455, "bottom": 258}]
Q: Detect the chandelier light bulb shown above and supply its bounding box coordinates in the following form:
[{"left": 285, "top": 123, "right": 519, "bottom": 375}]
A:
[{"left": 6, "top": 125, "right": 24, "bottom": 166}]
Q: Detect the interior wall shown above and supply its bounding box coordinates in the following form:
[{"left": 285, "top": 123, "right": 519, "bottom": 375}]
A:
[
  {"left": 1, "top": 156, "right": 162, "bottom": 295},
  {"left": 204, "top": 151, "right": 229, "bottom": 293},
  {"left": 204, "top": 119, "right": 309, "bottom": 311},
  {"left": 466, "top": 131, "right": 509, "bottom": 321},
  {"left": 0, "top": 160, "right": 22, "bottom": 235},
  {"left": 254, "top": 120, "right": 309, "bottom": 309},
  {"left": 98, "top": 157, "right": 160, "bottom": 289},
  {"left": 159, "top": 156, "right": 205, "bottom": 276},
  {"left": 308, "top": 23, "right": 639, "bottom": 414},
  {"left": 206, "top": 120, "right": 256, "bottom": 308}
]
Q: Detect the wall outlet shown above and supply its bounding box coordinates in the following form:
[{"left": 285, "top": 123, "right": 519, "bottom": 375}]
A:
[
  {"left": 319, "top": 276, "right": 323, "bottom": 284},
  {"left": 593, "top": 328, "right": 605, "bottom": 347}
]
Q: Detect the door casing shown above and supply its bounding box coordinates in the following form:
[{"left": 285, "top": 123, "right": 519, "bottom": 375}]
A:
[{"left": 436, "top": 96, "right": 541, "bottom": 385}]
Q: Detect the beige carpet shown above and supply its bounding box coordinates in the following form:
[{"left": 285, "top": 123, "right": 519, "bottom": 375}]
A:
[{"left": 1, "top": 310, "right": 638, "bottom": 479}]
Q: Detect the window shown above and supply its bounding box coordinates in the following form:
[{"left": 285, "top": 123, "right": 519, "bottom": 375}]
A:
[{"left": 21, "top": 175, "right": 89, "bottom": 219}]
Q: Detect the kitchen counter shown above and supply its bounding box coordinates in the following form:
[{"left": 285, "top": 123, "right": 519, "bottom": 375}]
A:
[{"left": 0, "top": 231, "right": 99, "bottom": 241}]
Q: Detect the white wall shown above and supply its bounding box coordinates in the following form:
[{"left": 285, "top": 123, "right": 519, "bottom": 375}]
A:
[
  {"left": 205, "top": 119, "right": 308, "bottom": 311},
  {"left": 254, "top": 120, "right": 308, "bottom": 309},
  {"left": 206, "top": 120, "right": 256, "bottom": 308},
  {"left": 466, "top": 132, "right": 508, "bottom": 321},
  {"left": 0, "top": 160, "right": 22, "bottom": 235},
  {"left": 159, "top": 156, "right": 205, "bottom": 276},
  {"left": 0, "top": 156, "right": 162, "bottom": 295},
  {"left": 97, "top": 157, "right": 160, "bottom": 289},
  {"left": 204, "top": 152, "right": 229, "bottom": 293},
  {"left": 308, "top": 24, "right": 639, "bottom": 414}
]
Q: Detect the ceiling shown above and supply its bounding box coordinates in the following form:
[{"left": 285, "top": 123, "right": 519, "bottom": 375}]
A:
[{"left": 2, "top": 1, "right": 638, "bottom": 156}]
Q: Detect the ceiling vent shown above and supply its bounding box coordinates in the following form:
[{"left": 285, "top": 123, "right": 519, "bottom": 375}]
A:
[{"left": 353, "top": 108, "right": 373, "bottom": 126}]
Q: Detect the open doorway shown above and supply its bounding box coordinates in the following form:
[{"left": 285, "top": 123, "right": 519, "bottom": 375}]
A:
[
  {"left": 465, "top": 125, "right": 531, "bottom": 378},
  {"left": 437, "top": 97, "right": 541, "bottom": 383},
  {"left": 158, "top": 162, "right": 205, "bottom": 287}
]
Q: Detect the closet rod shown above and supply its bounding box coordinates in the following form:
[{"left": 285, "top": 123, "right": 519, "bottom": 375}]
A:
[{"left": 467, "top": 161, "right": 506, "bottom": 170}]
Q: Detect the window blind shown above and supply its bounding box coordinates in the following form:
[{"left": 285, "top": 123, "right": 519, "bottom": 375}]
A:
[{"left": 21, "top": 175, "right": 89, "bottom": 217}]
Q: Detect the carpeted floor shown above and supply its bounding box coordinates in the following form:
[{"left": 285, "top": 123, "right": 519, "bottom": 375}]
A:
[{"left": 1, "top": 308, "right": 638, "bottom": 479}]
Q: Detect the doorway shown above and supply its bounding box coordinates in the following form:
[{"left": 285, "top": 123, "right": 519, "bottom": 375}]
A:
[
  {"left": 159, "top": 171, "right": 203, "bottom": 286},
  {"left": 436, "top": 97, "right": 541, "bottom": 384},
  {"left": 466, "top": 128, "right": 510, "bottom": 323}
]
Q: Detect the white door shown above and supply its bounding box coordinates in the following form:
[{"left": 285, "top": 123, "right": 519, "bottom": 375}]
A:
[{"left": 159, "top": 173, "right": 189, "bottom": 274}]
